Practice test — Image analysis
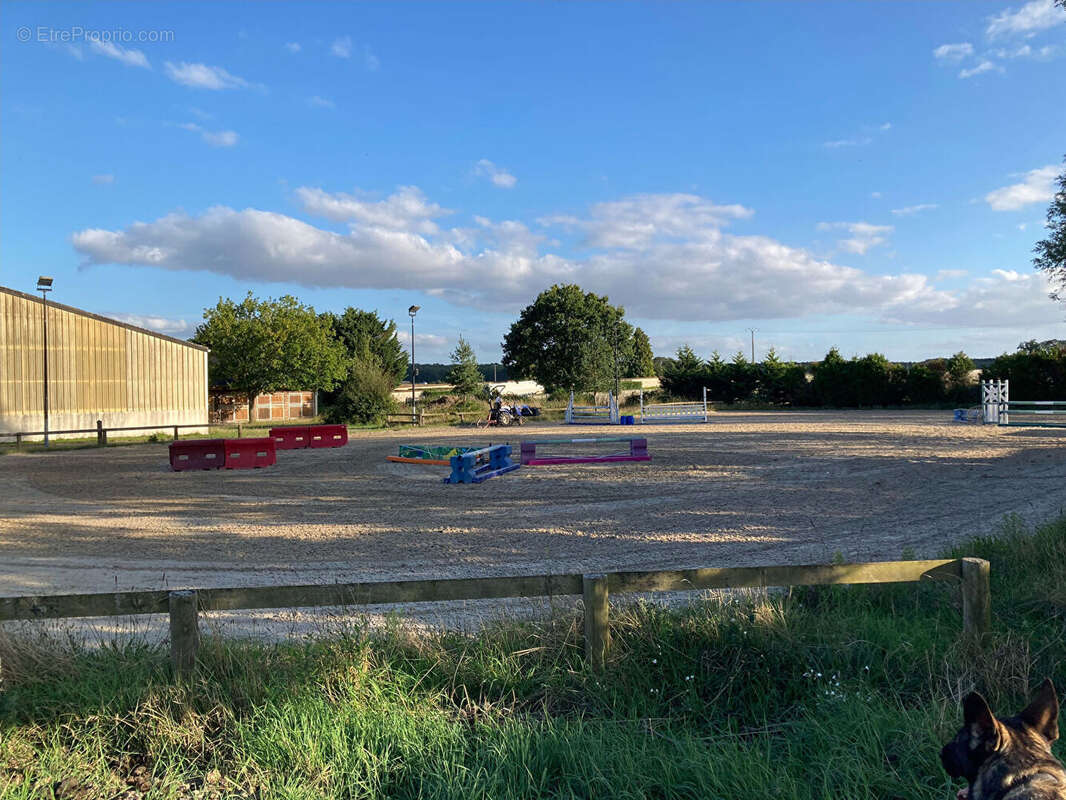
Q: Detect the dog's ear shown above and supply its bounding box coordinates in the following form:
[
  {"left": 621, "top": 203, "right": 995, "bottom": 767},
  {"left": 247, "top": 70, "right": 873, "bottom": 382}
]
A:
[
  {"left": 1019, "top": 679, "right": 1059, "bottom": 742},
  {"left": 964, "top": 692, "right": 998, "bottom": 734}
]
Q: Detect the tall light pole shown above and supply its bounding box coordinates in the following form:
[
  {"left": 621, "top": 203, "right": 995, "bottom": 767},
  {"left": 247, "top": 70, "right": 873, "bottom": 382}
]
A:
[
  {"left": 37, "top": 276, "right": 54, "bottom": 447},
  {"left": 408, "top": 305, "right": 420, "bottom": 423},
  {"left": 746, "top": 327, "right": 757, "bottom": 363}
]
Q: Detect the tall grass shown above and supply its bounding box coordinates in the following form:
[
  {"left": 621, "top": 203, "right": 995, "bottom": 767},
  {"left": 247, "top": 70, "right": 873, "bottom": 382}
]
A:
[{"left": 3, "top": 514, "right": 1065, "bottom": 799}]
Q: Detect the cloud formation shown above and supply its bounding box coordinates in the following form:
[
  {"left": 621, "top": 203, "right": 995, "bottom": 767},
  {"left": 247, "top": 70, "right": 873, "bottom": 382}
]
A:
[
  {"left": 891, "top": 204, "right": 939, "bottom": 216},
  {"left": 72, "top": 187, "right": 972, "bottom": 324},
  {"left": 164, "top": 62, "right": 252, "bottom": 90},
  {"left": 816, "top": 221, "right": 894, "bottom": 255},
  {"left": 933, "top": 43, "right": 975, "bottom": 60},
  {"left": 985, "top": 165, "right": 1059, "bottom": 210},
  {"left": 179, "top": 123, "right": 239, "bottom": 147},
  {"left": 90, "top": 41, "right": 151, "bottom": 69},
  {"left": 107, "top": 313, "right": 193, "bottom": 336},
  {"left": 986, "top": 0, "right": 1063, "bottom": 39},
  {"left": 331, "top": 36, "right": 352, "bottom": 58},
  {"left": 473, "top": 159, "right": 518, "bottom": 188}
]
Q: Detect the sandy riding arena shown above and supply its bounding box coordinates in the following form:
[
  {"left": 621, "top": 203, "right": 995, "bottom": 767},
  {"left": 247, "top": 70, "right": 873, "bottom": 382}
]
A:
[{"left": 2, "top": 411, "right": 1064, "bottom": 634}]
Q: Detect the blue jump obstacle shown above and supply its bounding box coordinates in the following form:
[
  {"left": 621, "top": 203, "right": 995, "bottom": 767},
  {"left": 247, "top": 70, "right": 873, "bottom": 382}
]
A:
[{"left": 443, "top": 444, "right": 521, "bottom": 484}]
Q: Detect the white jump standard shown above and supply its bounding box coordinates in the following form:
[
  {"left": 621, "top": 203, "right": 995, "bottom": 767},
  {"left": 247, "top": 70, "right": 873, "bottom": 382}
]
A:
[
  {"left": 566, "top": 391, "right": 619, "bottom": 425},
  {"left": 639, "top": 387, "right": 709, "bottom": 423}
]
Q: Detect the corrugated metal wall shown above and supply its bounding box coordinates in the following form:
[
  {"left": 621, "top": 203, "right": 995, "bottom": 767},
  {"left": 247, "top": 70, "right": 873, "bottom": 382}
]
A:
[{"left": 0, "top": 287, "right": 208, "bottom": 437}]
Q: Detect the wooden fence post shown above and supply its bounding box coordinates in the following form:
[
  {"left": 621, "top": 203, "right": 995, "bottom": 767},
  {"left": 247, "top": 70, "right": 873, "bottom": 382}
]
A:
[
  {"left": 960, "top": 557, "right": 991, "bottom": 642},
  {"left": 169, "top": 590, "right": 199, "bottom": 680},
  {"left": 173, "top": 426, "right": 179, "bottom": 441},
  {"left": 96, "top": 420, "right": 106, "bottom": 447},
  {"left": 583, "top": 573, "right": 609, "bottom": 670},
  {"left": 15, "top": 433, "right": 22, "bottom": 452}
]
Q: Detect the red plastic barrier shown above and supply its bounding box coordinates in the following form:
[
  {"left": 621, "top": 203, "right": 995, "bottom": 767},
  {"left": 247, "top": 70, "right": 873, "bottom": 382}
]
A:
[
  {"left": 223, "top": 437, "right": 277, "bottom": 469},
  {"left": 170, "top": 439, "right": 225, "bottom": 471},
  {"left": 308, "top": 424, "right": 348, "bottom": 448},
  {"left": 270, "top": 426, "right": 311, "bottom": 450}
]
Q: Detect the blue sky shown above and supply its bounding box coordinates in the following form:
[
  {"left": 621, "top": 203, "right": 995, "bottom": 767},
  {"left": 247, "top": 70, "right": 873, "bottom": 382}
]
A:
[{"left": 2, "top": 1, "right": 1064, "bottom": 364}]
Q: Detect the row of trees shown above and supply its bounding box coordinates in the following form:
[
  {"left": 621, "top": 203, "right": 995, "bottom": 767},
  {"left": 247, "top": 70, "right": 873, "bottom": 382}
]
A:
[
  {"left": 658, "top": 341, "right": 1066, "bottom": 408},
  {"left": 192, "top": 295, "right": 407, "bottom": 425},
  {"left": 660, "top": 347, "right": 979, "bottom": 407}
]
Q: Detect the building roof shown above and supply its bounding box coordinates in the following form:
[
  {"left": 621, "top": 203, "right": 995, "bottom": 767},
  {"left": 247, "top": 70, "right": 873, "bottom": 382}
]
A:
[{"left": 0, "top": 285, "right": 209, "bottom": 352}]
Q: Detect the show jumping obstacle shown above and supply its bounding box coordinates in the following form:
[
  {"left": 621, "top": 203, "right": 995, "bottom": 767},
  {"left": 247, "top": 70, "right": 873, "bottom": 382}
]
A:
[
  {"left": 639, "top": 387, "right": 708, "bottom": 423},
  {"left": 443, "top": 444, "right": 521, "bottom": 484},
  {"left": 980, "top": 379, "right": 1009, "bottom": 425},
  {"left": 169, "top": 438, "right": 277, "bottom": 471},
  {"left": 566, "top": 391, "right": 619, "bottom": 425},
  {"left": 269, "top": 424, "right": 348, "bottom": 449},
  {"left": 975, "top": 379, "right": 1066, "bottom": 428},
  {"left": 387, "top": 444, "right": 480, "bottom": 466},
  {"left": 998, "top": 399, "right": 1066, "bottom": 428},
  {"left": 519, "top": 437, "right": 650, "bottom": 466}
]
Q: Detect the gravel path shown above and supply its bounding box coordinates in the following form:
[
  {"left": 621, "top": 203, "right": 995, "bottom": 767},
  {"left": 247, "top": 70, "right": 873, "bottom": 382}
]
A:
[{"left": 2, "top": 410, "right": 1063, "bottom": 638}]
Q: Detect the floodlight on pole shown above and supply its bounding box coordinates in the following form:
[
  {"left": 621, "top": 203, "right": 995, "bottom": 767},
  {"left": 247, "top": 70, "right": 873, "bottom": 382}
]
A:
[
  {"left": 37, "top": 277, "right": 54, "bottom": 447},
  {"left": 408, "top": 305, "right": 420, "bottom": 423}
]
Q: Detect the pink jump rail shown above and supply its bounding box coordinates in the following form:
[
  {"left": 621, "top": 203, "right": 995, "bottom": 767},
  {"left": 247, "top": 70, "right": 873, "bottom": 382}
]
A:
[{"left": 520, "top": 437, "right": 650, "bottom": 466}]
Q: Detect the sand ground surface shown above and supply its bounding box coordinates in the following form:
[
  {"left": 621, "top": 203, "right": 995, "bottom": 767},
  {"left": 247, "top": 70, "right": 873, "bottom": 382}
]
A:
[{"left": 2, "top": 410, "right": 1064, "bottom": 639}]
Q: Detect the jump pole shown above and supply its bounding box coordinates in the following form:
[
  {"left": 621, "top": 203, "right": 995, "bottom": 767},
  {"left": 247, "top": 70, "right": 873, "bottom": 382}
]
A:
[{"left": 519, "top": 437, "right": 650, "bottom": 466}]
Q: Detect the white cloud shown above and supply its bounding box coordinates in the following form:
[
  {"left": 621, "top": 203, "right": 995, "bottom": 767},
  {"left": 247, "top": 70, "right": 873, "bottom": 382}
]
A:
[
  {"left": 884, "top": 270, "right": 1062, "bottom": 328},
  {"left": 936, "top": 269, "right": 969, "bottom": 280},
  {"left": 816, "top": 221, "right": 894, "bottom": 255},
  {"left": 296, "top": 185, "right": 450, "bottom": 234},
  {"left": 67, "top": 44, "right": 84, "bottom": 61},
  {"left": 985, "top": 165, "right": 1059, "bottom": 210},
  {"left": 71, "top": 189, "right": 959, "bottom": 324},
  {"left": 331, "top": 36, "right": 352, "bottom": 58},
  {"left": 959, "top": 60, "right": 1003, "bottom": 78},
  {"left": 879, "top": 122, "right": 892, "bottom": 131},
  {"left": 473, "top": 159, "right": 518, "bottom": 189},
  {"left": 395, "top": 330, "right": 449, "bottom": 349},
  {"left": 308, "top": 95, "right": 336, "bottom": 109},
  {"left": 107, "top": 313, "right": 193, "bottom": 336},
  {"left": 92, "top": 174, "right": 115, "bottom": 185},
  {"left": 284, "top": 42, "right": 301, "bottom": 54},
  {"left": 933, "top": 42, "right": 975, "bottom": 60},
  {"left": 986, "top": 0, "right": 1063, "bottom": 38},
  {"left": 870, "top": 192, "right": 882, "bottom": 199},
  {"left": 364, "top": 46, "right": 380, "bottom": 71},
  {"left": 823, "top": 137, "right": 872, "bottom": 148},
  {"left": 890, "top": 203, "right": 939, "bottom": 216},
  {"left": 164, "top": 62, "right": 252, "bottom": 90},
  {"left": 179, "top": 122, "right": 239, "bottom": 147},
  {"left": 90, "top": 40, "right": 150, "bottom": 69}
]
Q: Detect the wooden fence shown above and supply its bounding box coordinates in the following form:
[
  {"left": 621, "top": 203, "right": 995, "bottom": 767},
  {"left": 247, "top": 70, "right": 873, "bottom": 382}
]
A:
[
  {"left": 0, "top": 419, "right": 299, "bottom": 451},
  {"left": 0, "top": 557, "right": 990, "bottom": 679}
]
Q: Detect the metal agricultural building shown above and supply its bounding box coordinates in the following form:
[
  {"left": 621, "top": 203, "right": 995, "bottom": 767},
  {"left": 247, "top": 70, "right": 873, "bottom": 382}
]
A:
[{"left": 0, "top": 285, "right": 209, "bottom": 439}]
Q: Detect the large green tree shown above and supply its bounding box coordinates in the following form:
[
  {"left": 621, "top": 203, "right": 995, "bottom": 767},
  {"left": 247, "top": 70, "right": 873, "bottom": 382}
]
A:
[
  {"left": 1034, "top": 156, "right": 1066, "bottom": 301},
  {"left": 501, "top": 284, "right": 638, "bottom": 393},
  {"left": 445, "top": 337, "right": 484, "bottom": 398},
  {"left": 194, "top": 294, "right": 347, "bottom": 412},
  {"left": 627, "top": 328, "right": 656, "bottom": 377},
  {"left": 322, "top": 308, "right": 408, "bottom": 384}
]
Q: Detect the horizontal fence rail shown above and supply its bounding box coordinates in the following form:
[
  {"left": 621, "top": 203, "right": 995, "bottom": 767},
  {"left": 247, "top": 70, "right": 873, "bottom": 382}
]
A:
[
  {"left": 0, "top": 557, "right": 990, "bottom": 679},
  {"left": 0, "top": 420, "right": 310, "bottom": 450}
]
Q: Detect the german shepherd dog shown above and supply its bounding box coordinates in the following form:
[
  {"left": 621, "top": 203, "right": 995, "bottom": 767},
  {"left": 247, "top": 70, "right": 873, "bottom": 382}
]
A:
[{"left": 941, "top": 679, "right": 1066, "bottom": 799}]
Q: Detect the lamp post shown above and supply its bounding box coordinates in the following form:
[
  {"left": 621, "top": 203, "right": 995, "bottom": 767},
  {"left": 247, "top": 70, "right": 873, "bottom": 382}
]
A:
[
  {"left": 36, "top": 276, "right": 54, "bottom": 447},
  {"left": 746, "top": 328, "right": 757, "bottom": 362},
  {"left": 408, "top": 305, "right": 420, "bottom": 423}
]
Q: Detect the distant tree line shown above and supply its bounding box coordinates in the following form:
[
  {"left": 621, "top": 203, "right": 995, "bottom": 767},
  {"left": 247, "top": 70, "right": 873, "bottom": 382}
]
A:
[
  {"left": 659, "top": 341, "right": 1066, "bottom": 407},
  {"left": 659, "top": 346, "right": 979, "bottom": 407}
]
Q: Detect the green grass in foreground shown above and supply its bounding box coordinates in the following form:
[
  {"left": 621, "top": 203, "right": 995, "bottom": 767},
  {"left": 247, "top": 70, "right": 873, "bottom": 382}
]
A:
[{"left": 2, "top": 514, "right": 1066, "bottom": 799}]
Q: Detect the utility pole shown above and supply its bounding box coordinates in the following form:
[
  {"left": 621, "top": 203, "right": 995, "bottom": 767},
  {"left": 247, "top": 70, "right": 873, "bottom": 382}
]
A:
[
  {"left": 408, "top": 305, "right": 420, "bottom": 423},
  {"left": 747, "top": 328, "right": 757, "bottom": 362}
]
